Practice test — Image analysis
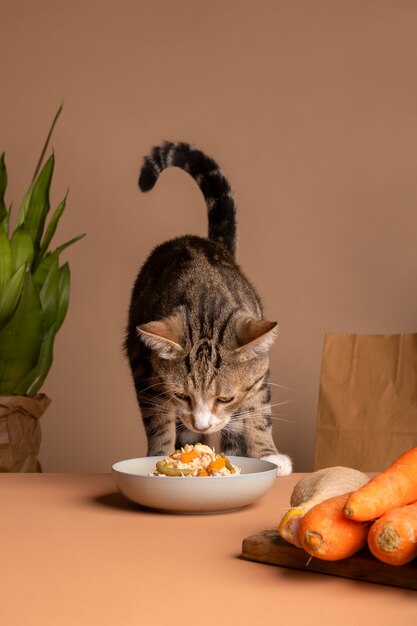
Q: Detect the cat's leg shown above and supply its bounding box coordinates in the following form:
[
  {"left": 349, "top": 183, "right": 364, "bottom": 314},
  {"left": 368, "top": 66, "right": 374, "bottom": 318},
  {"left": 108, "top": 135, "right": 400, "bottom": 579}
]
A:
[
  {"left": 141, "top": 405, "right": 176, "bottom": 456},
  {"left": 245, "top": 381, "right": 293, "bottom": 476},
  {"left": 250, "top": 416, "right": 293, "bottom": 477},
  {"left": 140, "top": 401, "right": 176, "bottom": 456},
  {"left": 221, "top": 405, "right": 292, "bottom": 476},
  {"left": 220, "top": 420, "right": 249, "bottom": 457},
  {"left": 133, "top": 377, "right": 177, "bottom": 456}
]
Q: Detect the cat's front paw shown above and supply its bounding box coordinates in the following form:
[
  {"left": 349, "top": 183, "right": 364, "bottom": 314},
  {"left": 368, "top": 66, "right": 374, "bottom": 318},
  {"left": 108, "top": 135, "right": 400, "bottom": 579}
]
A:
[{"left": 261, "top": 453, "right": 292, "bottom": 476}]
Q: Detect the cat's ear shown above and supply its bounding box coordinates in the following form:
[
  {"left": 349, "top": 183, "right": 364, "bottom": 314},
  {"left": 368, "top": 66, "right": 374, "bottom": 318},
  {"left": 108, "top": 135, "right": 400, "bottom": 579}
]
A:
[
  {"left": 137, "top": 316, "right": 183, "bottom": 360},
  {"left": 234, "top": 318, "right": 278, "bottom": 362}
]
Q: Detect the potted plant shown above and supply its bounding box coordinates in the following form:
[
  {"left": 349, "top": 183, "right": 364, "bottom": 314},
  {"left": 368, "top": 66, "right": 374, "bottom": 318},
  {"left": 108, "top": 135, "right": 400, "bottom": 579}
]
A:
[{"left": 0, "top": 106, "right": 84, "bottom": 472}]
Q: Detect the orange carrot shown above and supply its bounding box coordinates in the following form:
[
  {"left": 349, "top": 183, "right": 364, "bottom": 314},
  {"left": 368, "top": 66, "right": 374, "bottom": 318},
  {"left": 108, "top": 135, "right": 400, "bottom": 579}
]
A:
[
  {"left": 344, "top": 447, "right": 417, "bottom": 522},
  {"left": 367, "top": 500, "right": 417, "bottom": 566},
  {"left": 197, "top": 470, "right": 209, "bottom": 477},
  {"left": 179, "top": 450, "right": 199, "bottom": 463},
  {"left": 208, "top": 457, "right": 226, "bottom": 472},
  {"left": 298, "top": 493, "right": 369, "bottom": 561}
]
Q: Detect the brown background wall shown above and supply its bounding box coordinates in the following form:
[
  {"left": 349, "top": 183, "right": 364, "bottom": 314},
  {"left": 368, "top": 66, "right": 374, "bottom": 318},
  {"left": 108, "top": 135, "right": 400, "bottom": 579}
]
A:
[{"left": 1, "top": 0, "right": 416, "bottom": 472}]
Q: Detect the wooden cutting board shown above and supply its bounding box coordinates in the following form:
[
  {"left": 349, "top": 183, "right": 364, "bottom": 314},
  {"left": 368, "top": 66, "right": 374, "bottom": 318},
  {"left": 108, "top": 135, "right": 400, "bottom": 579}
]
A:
[{"left": 241, "top": 529, "right": 417, "bottom": 591}]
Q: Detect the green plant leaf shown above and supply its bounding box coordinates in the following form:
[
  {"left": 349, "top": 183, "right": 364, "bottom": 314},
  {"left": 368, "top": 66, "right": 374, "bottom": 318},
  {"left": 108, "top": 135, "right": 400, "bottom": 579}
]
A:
[
  {"left": 33, "top": 233, "right": 85, "bottom": 276},
  {"left": 55, "top": 262, "right": 70, "bottom": 331},
  {"left": 37, "top": 194, "right": 67, "bottom": 265},
  {"left": 16, "top": 326, "right": 55, "bottom": 396},
  {"left": 16, "top": 102, "right": 63, "bottom": 231},
  {"left": 0, "top": 230, "right": 12, "bottom": 294},
  {"left": 16, "top": 186, "right": 33, "bottom": 229},
  {"left": 0, "top": 152, "right": 7, "bottom": 222},
  {"left": 0, "top": 273, "right": 43, "bottom": 395},
  {"left": 39, "top": 256, "right": 59, "bottom": 330},
  {"left": 0, "top": 263, "right": 26, "bottom": 328},
  {"left": 32, "top": 103, "right": 63, "bottom": 182},
  {"left": 0, "top": 211, "right": 10, "bottom": 236},
  {"left": 33, "top": 251, "right": 55, "bottom": 290},
  {"left": 10, "top": 224, "right": 34, "bottom": 272},
  {"left": 53, "top": 233, "right": 86, "bottom": 257},
  {"left": 0, "top": 106, "right": 85, "bottom": 395},
  {"left": 16, "top": 154, "right": 54, "bottom": 263}
]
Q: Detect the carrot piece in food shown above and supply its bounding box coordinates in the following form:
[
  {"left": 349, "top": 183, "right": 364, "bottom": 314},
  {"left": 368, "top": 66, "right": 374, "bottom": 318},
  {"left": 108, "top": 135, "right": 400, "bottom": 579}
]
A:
[
  {"left": 197, "top": 470, "right": 209, "bottom": 476},
  {"left": 367, "top": 500, "right": 417, "bottom": 566},
  {"left": 208, "top": 457, "right": 226, "bottom": 472},
  {"left": 179, "top": 450, "right": 199, "bottom": 463},
  {"left": 298, "top": 493, "right": 369, "bottom": 561},
  {"left": 344, "top": 447, "right": 417, "bottom": 522}
]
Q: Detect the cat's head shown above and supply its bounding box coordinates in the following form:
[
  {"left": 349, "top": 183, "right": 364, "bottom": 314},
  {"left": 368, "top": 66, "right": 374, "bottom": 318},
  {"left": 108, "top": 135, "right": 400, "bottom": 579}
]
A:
[{"left": 137, "top": 311, "right": 277, "bottom": 434}]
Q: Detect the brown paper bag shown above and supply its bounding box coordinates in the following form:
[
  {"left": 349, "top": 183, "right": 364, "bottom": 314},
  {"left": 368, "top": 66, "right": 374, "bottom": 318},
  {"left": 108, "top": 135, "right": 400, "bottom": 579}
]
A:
[
  {"left": 0, "top": 394, "right": 50, "bottom": 472},
  {"left": 314, "top": 333, "right": 417, "bottom": 472}
]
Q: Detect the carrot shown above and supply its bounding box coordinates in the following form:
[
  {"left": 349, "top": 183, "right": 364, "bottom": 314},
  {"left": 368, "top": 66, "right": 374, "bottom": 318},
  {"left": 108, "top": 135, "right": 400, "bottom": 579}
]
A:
[
  {"left": 278, "top": 466, "right": 369, "bottom": 547},
  {"left": 367, "top": 500, "right": 417, "bottom": 566},
  {"left": 197, "top": 470, "right": 209, "bottom": 477},
  {"left": 298, "top": 493, "right": 369, "bottom": 561},
  {"left": 344, "top": 447, "right": 417, "bottom": 522},
  {"left": 179, "top": 450, "right": 199, "bottom": 463},
  {"left": 208, "top": 457, "right": 226, "bottom": 472}
]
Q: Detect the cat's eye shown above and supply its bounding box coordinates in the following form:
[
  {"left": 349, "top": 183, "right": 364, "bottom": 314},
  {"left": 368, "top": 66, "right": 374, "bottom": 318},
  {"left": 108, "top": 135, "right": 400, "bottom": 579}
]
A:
[
  {"left": 217, "top": 396, "right": 235, "bottom": 404},
  {"left": 174, "top": 392, "right": 190, "bottom": 402}
]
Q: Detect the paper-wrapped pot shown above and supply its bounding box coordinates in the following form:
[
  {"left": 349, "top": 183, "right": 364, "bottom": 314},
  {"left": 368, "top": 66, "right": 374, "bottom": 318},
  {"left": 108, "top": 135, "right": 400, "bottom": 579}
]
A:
[{"left": 0, "top": 394, "right": 50, "bottom": 472}]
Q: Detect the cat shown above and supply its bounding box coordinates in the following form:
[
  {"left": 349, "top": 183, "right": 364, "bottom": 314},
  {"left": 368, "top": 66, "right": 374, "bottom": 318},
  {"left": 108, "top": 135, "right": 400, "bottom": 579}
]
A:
[{"left": 124, "top": 141, "right": 292, "bottom": 476}]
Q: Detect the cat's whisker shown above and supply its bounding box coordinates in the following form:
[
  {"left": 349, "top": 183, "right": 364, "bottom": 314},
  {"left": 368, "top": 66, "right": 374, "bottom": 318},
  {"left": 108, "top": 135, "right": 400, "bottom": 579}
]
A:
[
  {"left": 230, "top": 401, "right": 293, "bottom": 419},
  {"left": 175, "top": 422, "right": 189, "bottom": 432},
  {"left": 230, "top": 412, "right": 259, "bottom": 421},
  {"left": 147, "top": 391, "right": 173, "bottom": 401},
  {"left": 230, "top": 408, "right": 261, "bottom": 419},
  {"left": 140, "top": 404, "right": 171, "bottom": 410},
  {"left": 266, "top": 382, "right": 290, "bottom": 390},
  {"left": 134, "top": 375, "right": 160, "bottom": 383},
  {"left": 138, "top": 390, "right": 172, "bottom": 399},
  {"left": 138, "top": 380, "right": 180, "bottom": 396},
  {"left": 141, "top": 413, "right": 172, "bottom": 420},
  {"left": 230, "top": 406, "right": 272, "bottom": 419},
  {"left": 139, "top": 397, "right": 163, "bottom": 407},
  {"left": 139, "top": 404, "right": 171, "bottom": 414},
  {"left": 140, "top": 404, "right": 172, "bottom": 413},
  {"left": 138, "top": 382, "right": 166, "bottom": 395},
  {"left": 229, "top": 410, "right": 293, "bottom": 424},
  {"left": 220, "top": 428, "right": 232, "bottom": 446},
  {"left": 269, "top": 415, "right": 292, "bottom": 423},
  {"left": 269, "top": 400, "right": 294, "bottom": 409}
]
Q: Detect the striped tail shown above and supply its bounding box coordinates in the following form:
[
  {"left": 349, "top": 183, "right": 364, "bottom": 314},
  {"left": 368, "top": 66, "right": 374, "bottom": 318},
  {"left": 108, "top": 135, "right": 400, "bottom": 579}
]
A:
[{"left": 138, "top": 141, "right": 237, "bottom": 257}]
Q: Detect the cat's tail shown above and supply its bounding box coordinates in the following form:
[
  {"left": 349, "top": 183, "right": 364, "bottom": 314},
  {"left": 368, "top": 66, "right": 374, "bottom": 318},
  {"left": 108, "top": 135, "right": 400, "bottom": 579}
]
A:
[{"left": 138, "top": 141, "right": 237, "bottom": 257}]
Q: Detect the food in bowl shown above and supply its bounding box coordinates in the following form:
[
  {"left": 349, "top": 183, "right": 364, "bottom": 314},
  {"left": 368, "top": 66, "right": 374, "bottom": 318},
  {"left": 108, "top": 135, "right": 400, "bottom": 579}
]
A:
[{"left": 152, "top": 443, "right": 241, "bottom": 477}]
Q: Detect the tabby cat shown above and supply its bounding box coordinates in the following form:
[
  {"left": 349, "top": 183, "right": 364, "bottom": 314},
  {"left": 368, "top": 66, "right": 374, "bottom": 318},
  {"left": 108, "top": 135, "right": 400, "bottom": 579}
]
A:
[{"left": 125, "top": 141, "right": 292, "bottom": 475}]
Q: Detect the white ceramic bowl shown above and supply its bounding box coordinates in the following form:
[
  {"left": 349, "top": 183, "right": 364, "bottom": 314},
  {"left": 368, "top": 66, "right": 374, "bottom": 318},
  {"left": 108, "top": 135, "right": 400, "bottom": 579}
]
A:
[{"left": 112, "top": 456, "right": 278, "bottom": 514}]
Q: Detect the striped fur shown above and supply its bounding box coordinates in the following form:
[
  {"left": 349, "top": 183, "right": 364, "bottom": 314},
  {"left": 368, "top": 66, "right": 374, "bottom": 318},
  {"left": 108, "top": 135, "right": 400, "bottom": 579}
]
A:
[
  {"left": 139, "top": 141, "right": 236, "bottom": 256},
  {"left": 124, "top": 142, "right": 292, "bottom": 476}
]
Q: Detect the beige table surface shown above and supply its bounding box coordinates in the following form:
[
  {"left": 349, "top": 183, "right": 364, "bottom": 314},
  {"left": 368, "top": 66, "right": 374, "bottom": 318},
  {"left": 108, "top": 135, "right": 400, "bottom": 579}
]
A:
[{"left": 1, "top": 473, "right": 416, "bottom": 626}]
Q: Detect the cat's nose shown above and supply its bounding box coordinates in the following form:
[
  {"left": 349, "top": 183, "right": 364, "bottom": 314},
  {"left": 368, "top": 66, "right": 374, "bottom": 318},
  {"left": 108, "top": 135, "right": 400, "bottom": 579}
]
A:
[
  {"left": 193, "top": 423, "right": 208, "bottom": 432},
  {"left": 192, "top": 408, "right": 213, "bottom": 431},
  {"left": 192, "top": 417, "right": 210, "bottom": 431}
]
